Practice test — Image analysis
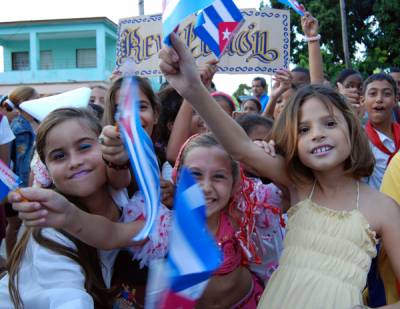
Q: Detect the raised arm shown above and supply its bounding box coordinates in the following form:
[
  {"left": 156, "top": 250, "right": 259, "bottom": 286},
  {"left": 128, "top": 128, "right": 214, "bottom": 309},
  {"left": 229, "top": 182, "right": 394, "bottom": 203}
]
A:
[
  {"left": 166, "top": 100, "right": 197, "bottom": 164},
  {"left": 159, "top": 33, "right": 291, "bottom": 186},
  {"left": 301, "top": 12, "right": 324, "bottom": 84}
]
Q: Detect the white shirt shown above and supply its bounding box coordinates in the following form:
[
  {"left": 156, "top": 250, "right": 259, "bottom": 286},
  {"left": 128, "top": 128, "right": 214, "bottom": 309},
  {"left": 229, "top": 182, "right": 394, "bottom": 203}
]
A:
[
  {"left": 0, "top": 188, "right": 127, "bottom": 309},
  {"left": 0, "top": 116, "right": 15, "bottom": 145},
  {"left": 367, "top": 130, "right": 395, "bottom": 191}
]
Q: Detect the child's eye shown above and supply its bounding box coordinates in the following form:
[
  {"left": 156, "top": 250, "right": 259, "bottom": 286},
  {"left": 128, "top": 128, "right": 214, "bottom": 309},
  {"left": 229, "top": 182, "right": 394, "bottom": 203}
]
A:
[
  {"left": 79, "top": 143, "right": 92, "bottom": 151},
  {"left": 384, "top": 90, "right": 394, "bottom": 97},
  {"left": 298, "top": 126, "right": 309, "bottom": 135},
  {"left": 326, "top": 120, "right": 337, "bottom": 127},
  {"left": 190, "top": 170, "right": 202, "bottom": 178},
  {"left": 51, "top": 152, "right": 65, "bottom": 161},
  {"left": 214, "top": 174, "right": 227, "bottom": 180}
]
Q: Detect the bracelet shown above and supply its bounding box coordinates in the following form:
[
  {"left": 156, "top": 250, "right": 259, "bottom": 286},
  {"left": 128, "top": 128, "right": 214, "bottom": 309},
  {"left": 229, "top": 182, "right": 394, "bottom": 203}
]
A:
[
  {"left": 304, "top": 34, "right": 321, "bottom": 42},
  {"left": 102, "top": 155, "right": 130, "bottom": 170}
]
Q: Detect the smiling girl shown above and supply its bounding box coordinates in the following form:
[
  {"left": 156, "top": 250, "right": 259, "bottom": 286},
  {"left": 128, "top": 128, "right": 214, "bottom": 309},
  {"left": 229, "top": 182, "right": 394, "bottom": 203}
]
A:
[{"left": 158, "top": 32, "right": 400, "bottom": 309}]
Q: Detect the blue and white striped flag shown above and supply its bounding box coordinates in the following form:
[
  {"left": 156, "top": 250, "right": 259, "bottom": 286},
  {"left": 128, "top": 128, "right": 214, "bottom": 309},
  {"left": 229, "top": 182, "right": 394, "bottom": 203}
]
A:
[
  {"left": 194, "top": 0, "right": 244, "bottom": 58},
  {"left": 162, "top": 0, "right": 215, "bottom": 44},
  {"left": 277, "top": 0, "right": 306, "bottom": 16},
  {"left": 162, "top": 167, "right": 221, "bottom": 307},
  {"left": 0, "top": 159, "right": 21, "bottom": 202},
  {"left": 116, "top": 77, "right": 160, "bottom": 241}
]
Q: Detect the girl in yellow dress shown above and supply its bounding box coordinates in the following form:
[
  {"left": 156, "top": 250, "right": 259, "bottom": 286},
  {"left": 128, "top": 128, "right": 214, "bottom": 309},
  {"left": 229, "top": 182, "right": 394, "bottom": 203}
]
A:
[{"left": 158, "top": 32, "right": 400, "bottom": 309}]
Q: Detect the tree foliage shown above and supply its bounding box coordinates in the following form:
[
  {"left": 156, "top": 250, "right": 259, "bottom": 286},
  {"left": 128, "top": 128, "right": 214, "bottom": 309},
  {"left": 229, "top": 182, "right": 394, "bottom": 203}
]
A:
[
  {"left": 269, "top": 0, "right": 400, "bottom": 81},
  {"left": 233, "top": 83, "right": 252, "bottom": 100}
]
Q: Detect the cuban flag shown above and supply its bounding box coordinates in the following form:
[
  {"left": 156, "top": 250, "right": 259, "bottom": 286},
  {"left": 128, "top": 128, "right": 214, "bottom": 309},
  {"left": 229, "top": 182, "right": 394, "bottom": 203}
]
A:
[
  {"left": 162, "top": 0, "right": 215, "bottom": 44},
  {"left": 146, "top": 167, "right": 221, "bottom": 308},
  {"left": 277, "top": 0, "right": 306, "bottom": 16},
  {"left": 0, "top": 159, "right": 21, "bottom": 202},
  {"left": 194, "top": 0, "right": 244, "bottom": 58},
  {"left": 116, "top": 77, "right": 161, "bottom": 242}
]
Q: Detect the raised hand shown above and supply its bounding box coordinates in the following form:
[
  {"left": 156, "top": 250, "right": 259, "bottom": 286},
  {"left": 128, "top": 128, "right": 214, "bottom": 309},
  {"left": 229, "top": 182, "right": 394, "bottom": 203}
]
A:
[
  {"left": 199, "top": 59, "right": 219, "bottom": 89},
  {"left": 99, "top": 125, "right": 129, "bottom": 166},
  {"left": 159, "top": 32, "right": 204, "bottom": 98},
  {"left": 301, "top": 12, "right": 319, "bottom": 37},
  {"left": 271, "top": 69, "right": 293, "bottom": 98}
]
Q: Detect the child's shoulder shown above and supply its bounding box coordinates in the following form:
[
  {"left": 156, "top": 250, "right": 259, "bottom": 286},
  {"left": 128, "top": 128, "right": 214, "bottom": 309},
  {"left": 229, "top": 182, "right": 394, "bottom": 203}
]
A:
[{"left": 360, "top": 182, "right": 400, "bottom": 236}]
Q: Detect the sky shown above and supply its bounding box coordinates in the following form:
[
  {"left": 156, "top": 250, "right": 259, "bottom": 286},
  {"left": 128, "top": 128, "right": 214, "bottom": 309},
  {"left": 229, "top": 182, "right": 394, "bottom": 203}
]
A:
[{"left": 0, "top": 0, "right": 273, "bottom": 95}]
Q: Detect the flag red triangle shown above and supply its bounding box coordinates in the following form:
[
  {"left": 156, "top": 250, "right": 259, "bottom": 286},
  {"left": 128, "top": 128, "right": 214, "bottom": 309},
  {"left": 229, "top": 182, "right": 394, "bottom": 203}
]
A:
[{"left": 218, "top": 21, "right": 239, "bottom": 53}]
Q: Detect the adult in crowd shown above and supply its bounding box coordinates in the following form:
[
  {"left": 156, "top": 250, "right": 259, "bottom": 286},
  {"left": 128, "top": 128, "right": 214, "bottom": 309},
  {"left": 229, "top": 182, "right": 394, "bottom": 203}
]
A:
[{"left": 251, "top": 76, "right": 269, "bottom": 112}]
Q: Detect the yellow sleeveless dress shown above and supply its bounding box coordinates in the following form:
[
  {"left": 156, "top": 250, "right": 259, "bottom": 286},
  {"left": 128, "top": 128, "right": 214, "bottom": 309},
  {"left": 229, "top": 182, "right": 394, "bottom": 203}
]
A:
[{"left": 257, "top": 183, "right": 378, "bottom": 309}]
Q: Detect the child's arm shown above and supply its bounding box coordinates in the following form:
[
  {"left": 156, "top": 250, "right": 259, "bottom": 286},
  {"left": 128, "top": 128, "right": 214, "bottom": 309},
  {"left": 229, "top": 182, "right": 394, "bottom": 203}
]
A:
[
  {"left": 165, "top": 60, "right": 217, "bottom": 164},
  {"left": 301, "top": 12, "right": 324, "bottom": 84},
  {"left": 159, "top": 33, "right": 291, "bottom": 187},
  {"left": 9, "top": 187, "right": 143, "bottom": 250},
  {"left": 100, "top": 125, "right": 131, "bottom": 190},
  {"left": 166, "top": 100, "right": 197, "bottom": 164}
]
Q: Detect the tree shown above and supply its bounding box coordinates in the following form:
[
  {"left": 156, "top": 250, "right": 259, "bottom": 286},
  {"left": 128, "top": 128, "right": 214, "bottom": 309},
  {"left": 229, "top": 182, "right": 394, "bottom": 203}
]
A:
[
  {"left": 233, "top": 83, "right": 251, "bottom": 101},
  {"left": 268, "top": 0, "right": 400, "bottom": 80}
]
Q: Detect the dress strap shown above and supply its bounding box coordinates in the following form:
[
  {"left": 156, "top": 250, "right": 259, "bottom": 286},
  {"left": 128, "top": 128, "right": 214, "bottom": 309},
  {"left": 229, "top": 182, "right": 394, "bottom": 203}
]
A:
[
  {"left": 356, "top": 181, "right": 360, "bottom": 210},
  {"left": 308, "top": 180, "right": 317, "bottom": 199}
]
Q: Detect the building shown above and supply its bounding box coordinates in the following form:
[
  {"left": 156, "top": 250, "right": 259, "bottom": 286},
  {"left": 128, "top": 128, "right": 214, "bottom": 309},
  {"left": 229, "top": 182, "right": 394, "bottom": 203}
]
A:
[{"left": 0, "top": 17, "right": 118, "bottom": 95}]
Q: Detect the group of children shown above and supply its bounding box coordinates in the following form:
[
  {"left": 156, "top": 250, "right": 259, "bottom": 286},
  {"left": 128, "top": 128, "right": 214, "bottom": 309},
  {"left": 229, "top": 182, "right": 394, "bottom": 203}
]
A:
[{"left": 0, "top": 9, "right": 399, "bottom": 309}]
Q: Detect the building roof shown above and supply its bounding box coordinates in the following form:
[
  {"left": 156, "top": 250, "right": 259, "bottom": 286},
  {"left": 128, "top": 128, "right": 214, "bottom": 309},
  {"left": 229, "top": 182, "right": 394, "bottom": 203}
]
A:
[{"left": 0, "top": 17, "right": 117, "bottom": 30}]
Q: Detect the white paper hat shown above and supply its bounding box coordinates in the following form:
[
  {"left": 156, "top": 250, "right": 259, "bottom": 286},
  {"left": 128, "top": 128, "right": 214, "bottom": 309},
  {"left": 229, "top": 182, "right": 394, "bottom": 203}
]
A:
[{"left": 19, "top": 87, "right": 91, "bottom": 122}]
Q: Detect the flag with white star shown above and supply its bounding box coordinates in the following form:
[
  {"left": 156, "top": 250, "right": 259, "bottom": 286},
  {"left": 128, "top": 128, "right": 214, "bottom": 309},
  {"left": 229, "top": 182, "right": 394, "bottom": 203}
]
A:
[{"left": 194, "top": 0, "right": 244, "bottom": 58}]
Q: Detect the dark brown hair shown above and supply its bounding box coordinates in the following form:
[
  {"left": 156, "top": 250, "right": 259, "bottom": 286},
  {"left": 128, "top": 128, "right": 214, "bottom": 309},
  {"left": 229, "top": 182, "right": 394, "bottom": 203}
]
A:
[
  {"left": 272, "top": 84, "right": 375, "bottom": 184},
  {"left": 7, "top": 108, "right": 113, "bottom": 309}
]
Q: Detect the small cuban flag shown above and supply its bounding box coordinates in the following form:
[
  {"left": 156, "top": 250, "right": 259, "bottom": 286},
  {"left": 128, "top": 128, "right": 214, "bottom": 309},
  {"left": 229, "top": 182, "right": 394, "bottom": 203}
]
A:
[
  {"left": 146, "top": 167, "right": 221, "bottom": 309},
  {"left": 277, "top": 0, "right": 306, "bottom": 16},
  {"left": 162, "top": 0, "right": 215, "bottom": 44},
  {"left": 0, "top": 159, "right": 21, "bottom": 202},
  {"left": 116, "top": 77, "right": 161, "bottom": 242},
  {"left": 194, "top": 0, "right": 244, "bottom": 58}
]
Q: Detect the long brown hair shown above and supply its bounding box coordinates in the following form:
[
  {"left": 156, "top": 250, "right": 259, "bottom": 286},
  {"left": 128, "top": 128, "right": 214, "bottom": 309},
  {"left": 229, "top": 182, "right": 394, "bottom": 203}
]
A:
[
  {"left": 272, "top": 84, "right": 375, "bottom": 184},
  {"left": 7, "top": 108, "right": 114, "bottom": 309}
]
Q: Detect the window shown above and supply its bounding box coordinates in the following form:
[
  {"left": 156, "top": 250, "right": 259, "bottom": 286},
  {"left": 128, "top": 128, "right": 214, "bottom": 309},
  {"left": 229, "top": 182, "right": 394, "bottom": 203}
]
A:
[
  {"left": 12, "top": 52, "right": 29, "bottom": 71},
  {"left": 40, "top": 50, "right": 53, "bottom": 69},
  {"left": 76, "top": 48, "right": 96, "bottom": 68}
]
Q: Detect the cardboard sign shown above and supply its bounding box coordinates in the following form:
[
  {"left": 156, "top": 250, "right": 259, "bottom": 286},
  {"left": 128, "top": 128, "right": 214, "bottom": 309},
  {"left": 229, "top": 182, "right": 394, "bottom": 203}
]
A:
[{"left": 117, "top": 8, "right": 290, "bottom": 76}]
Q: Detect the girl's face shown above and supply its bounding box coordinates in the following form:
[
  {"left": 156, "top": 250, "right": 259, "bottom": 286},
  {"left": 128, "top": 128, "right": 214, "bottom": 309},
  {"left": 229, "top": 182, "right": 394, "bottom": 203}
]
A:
[
  {"left": 44, "top": 119, "right": 106, "bottom": 197},
  {"left": 190, "top": 109, "right": 207, "bottom": 135},
  {"left": 115, "top": 88, "right": 158, "bottom": 136},
  {"left": 184, "top": 146, "right": 235, "bottom": 221},
  {"left": 297, "top": 97, "right": 351, "bottom": 174},
  {"left": 242, "top": 100, "right": 259, "bottom": 114},
  {"left": 137, "top": 89, "right": 158, "bottom": 136},
  {"left": 274, "top": 88, "right": 295, "bottom": 119},
  {"left": 361, "top": 80, "right": 396, "bottom": 127}
]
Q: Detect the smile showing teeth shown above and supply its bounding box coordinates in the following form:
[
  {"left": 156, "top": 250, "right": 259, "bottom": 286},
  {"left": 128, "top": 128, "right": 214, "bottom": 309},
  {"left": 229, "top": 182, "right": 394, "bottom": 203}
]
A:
[{"left": 312, "top": 145, "right": 332, "bottom": 154}]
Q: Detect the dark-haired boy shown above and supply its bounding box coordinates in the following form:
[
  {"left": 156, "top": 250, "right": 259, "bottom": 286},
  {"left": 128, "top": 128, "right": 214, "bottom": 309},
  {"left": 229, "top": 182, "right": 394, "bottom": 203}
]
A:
[{"left": 362, "top": 73, "right": 400, "bottom": 191}]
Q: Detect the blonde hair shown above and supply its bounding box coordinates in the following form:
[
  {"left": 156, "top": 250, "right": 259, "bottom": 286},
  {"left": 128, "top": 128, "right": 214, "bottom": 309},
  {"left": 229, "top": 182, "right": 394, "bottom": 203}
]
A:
[{"left": 272, "top": 84, "right": 375, "bottom": 184}]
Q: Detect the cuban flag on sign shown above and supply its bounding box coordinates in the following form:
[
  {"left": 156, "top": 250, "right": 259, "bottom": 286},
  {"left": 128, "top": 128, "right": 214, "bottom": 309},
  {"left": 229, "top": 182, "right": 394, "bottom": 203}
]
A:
[
  {"left": 162, "top": 0, "right": 215, "bottom": 44},
  {"left": 116, "top": 77, "right": 161, "bottom": 242},
  {"left": 277, "top": 0, "right": 306, "bottom": 16},
  {"left": 155, "top": 167, "right": 221, "bottom": 308},
  {"left": 0, "top": 159, "right": 21, "bottom": 202},
  {"left": 194, "top": 0, "right": 244, "bottom": 58}
]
